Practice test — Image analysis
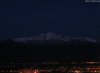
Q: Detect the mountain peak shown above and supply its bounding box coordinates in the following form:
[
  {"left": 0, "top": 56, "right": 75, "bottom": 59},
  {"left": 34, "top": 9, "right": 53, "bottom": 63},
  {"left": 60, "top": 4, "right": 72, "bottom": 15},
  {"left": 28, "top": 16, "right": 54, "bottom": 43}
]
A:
[{"left": 13, "top": 32, "right": 97, "bottom": 43}]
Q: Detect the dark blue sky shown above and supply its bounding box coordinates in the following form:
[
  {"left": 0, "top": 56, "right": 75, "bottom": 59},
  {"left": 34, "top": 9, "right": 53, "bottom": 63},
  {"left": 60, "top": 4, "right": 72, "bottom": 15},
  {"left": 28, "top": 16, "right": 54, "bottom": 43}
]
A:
[{"left": 0, "top": 0, "right": 100, "bottom": 40}]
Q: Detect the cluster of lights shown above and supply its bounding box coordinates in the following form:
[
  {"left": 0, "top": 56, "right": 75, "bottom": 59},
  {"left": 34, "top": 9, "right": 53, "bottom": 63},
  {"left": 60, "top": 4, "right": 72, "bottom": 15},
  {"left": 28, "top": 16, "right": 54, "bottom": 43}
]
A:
[
  {"left": 1, "top": 61, "right": 100, "bottom": 73},
  {"left": 19, "top": 69, "right": 40, "bottom": 73}
]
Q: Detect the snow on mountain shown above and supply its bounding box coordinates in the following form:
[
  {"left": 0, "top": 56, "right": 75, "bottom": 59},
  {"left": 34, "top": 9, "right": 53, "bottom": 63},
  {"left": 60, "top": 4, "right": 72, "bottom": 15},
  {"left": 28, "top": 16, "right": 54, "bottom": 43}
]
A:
[{"left": 13, "top": 32, "right": 97, "bottom": 43}]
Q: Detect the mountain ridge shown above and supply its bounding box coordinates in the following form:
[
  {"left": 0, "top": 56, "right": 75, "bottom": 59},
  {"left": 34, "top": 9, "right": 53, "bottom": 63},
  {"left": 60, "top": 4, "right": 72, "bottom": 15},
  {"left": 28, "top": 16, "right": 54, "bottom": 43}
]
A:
[
  {"left": 0, "top": 32, "right": 99, "bottom": 61},
  {"left": 13, "top": 32, "right": 97, "bottom": 43}
]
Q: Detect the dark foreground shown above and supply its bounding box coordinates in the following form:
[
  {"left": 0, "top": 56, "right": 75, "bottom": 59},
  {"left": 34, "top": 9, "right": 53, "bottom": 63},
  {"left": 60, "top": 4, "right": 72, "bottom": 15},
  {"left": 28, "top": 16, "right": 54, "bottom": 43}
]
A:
[{"left": 0, "top": 40, "right": 100, "bottom": 73}]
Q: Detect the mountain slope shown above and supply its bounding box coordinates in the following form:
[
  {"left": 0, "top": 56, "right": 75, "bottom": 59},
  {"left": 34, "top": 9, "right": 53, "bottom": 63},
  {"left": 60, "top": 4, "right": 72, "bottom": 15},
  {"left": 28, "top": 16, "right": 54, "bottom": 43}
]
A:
[
  {"left": 13, "top": 32, "right": 97, "bottom": 43},
  {"left": 0, "top": 32, "right": 99, "bottom": 61}
]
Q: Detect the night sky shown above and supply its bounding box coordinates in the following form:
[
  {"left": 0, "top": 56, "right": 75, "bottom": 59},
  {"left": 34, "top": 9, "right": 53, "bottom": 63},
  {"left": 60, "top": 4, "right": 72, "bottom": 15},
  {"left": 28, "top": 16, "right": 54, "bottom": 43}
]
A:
[{"left": 0, "top": 0, "right": 100, "bottom": 40}]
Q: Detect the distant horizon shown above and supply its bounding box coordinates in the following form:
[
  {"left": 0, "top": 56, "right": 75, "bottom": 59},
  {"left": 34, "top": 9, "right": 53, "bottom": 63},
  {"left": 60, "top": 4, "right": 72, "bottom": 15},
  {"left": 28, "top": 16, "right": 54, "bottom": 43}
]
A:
[{"left": 1, "top": 32, "right": 99, "bottom": 41}]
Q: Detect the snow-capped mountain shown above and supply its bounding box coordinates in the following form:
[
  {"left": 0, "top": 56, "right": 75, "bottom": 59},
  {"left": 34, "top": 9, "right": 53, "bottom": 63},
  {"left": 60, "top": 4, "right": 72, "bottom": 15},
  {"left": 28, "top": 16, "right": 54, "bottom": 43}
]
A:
[{"left": 13, "top": 32, "right": 97, "bottom": 43}]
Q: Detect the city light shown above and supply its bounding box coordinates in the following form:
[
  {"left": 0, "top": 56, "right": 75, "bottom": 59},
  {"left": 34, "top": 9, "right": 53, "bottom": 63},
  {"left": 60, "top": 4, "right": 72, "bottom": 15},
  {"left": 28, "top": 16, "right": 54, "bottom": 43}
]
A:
[{"left": 1, "top": 61, "right": 100, "bottom": 73}]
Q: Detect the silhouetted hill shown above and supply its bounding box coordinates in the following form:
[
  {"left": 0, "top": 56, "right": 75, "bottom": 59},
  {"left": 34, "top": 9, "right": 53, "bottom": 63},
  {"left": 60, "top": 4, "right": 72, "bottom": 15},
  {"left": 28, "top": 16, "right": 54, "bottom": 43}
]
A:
[{"left": 0, "top": 38, "right": 100, "bottom": 62}]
